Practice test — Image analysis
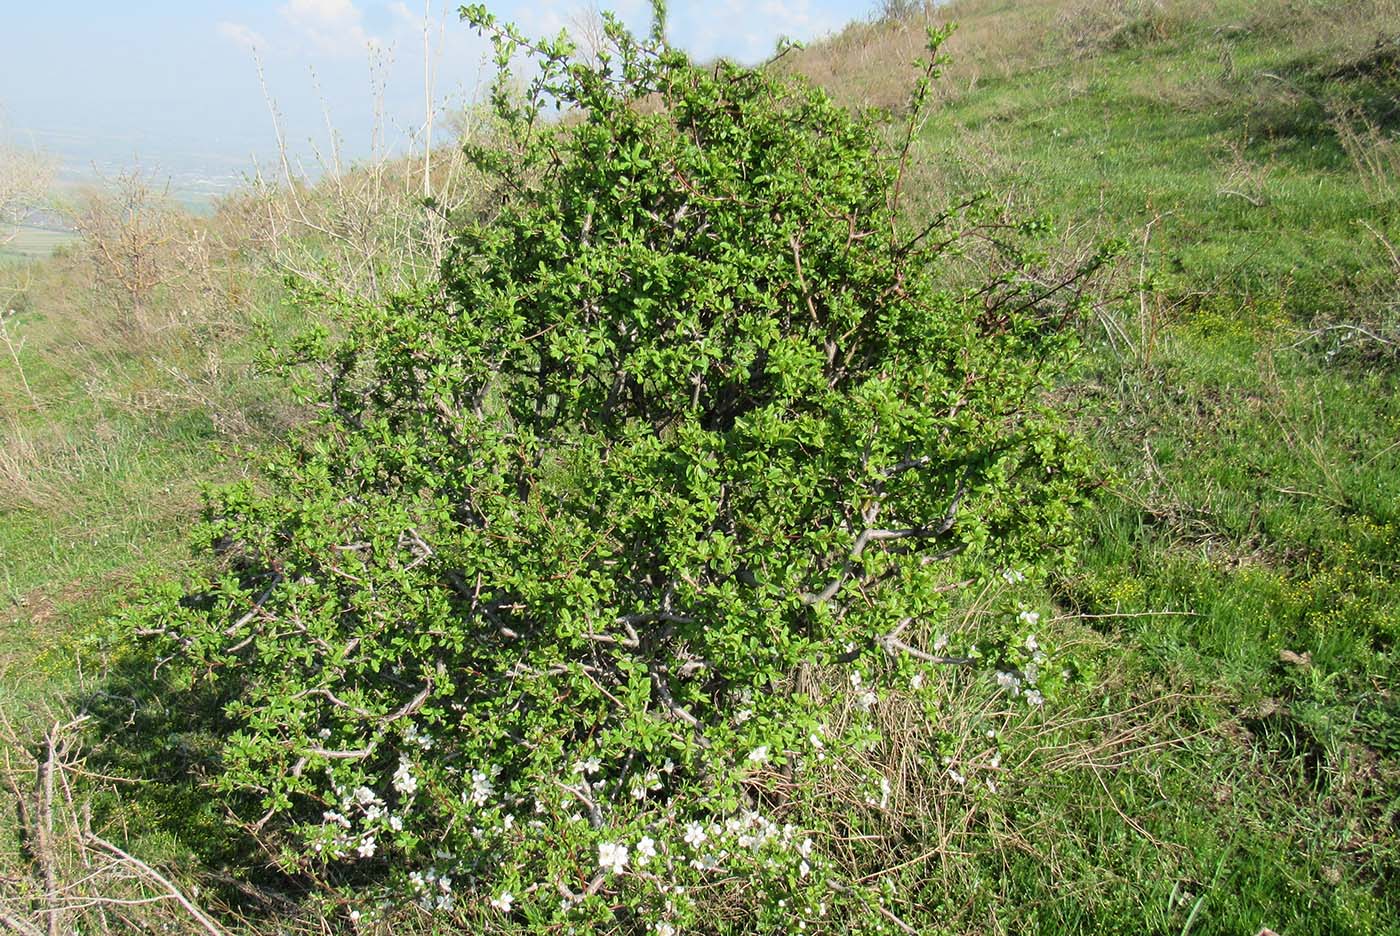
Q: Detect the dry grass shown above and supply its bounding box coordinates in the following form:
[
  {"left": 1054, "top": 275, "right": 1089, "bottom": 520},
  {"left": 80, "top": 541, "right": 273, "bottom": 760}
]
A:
[
  {"left": 785, "top": 0, "right": 1400, "bottom": 118},
  {"left": 782, "top": 0, "right": 1092, "bottom": 112},
  {"left": 1055, "top": 0, "right": 1194, "bottom": 57},
  {"left": 1331, "top": 104, "right": 1400, "bottom": 204},
  {"left": 0, "top": 423, "right": 79, "bottom": 513},
  {"left": 1240, "top": 0, "right": 1400, "bottom": 59},
  {"left": 759, "top": 609, "right": 1210, "bottom": 934}
]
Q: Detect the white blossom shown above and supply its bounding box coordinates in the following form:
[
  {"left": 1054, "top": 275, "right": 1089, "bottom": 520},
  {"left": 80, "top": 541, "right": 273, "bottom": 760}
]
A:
[
  {"left": 995, "top": 670, "right": 1022, "bottom": 696},
  {"left": 1025, "top": 689, "right": 1044, "bottom": 707},
  {"left": 747, "top": 746, "right": 770, "bottom": 765},
  {"left": 598, "top": 841, "right": 629, "bottom": 874},
  {"left": 392, "top": 757, "right": 418, "bottom": 796},
  {"left": 1019, "top": 610, "right": 1041, "bottom": 628},
  {"left": 356, "top": 836, "right": 377, "bottom": 858},
  {"left": 323, "top": 810, "right": 351, "bottom": 828},
  {"left": 404, "top": 723, "right": 434, "bottom": 750},
  {"left": 683, "top": 821, "right": 707, "bottom": 848},
  {"left": 636, "top": 836, "right": 657, "bottom": 866},
  {"left": 468, "top": 770, "right": 494, "bottom": 807},
  {"left": 489, "top": 891, "right": 514, "bottom": 912},
  {"left": 631, "top": 772, "right": 662, "bottom": 800}
]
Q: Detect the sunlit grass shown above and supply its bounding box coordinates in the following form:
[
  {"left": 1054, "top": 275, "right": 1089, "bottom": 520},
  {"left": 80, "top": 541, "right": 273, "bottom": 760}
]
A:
[{"left": 1, "top": 0, "right": 1398, "bottom": 931}]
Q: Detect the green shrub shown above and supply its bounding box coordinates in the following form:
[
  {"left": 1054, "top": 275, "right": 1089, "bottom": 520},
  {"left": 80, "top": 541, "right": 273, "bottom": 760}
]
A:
[{"left": 123, "top": 4, "right": 1108, "bottom": 929}]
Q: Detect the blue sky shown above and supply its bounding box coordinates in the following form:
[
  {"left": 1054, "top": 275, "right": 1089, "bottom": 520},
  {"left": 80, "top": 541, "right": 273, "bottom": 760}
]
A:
[{"left": 2, "top": 0, "right": 869, "bottom": 188}]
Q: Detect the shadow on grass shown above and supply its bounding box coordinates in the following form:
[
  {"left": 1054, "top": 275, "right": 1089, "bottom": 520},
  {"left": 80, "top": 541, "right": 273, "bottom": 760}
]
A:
[{"left": 73, "top": 641, "right": 309, "bottom": 919}]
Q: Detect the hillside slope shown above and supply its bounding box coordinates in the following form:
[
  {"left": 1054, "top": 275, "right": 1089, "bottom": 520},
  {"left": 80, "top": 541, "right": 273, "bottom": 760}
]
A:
[
  {"left": 0, "top": 1, "right": 1397, "bottom": 933},
  {"left": 784, "top": 0, "right": 1400, "bottom": 931}
]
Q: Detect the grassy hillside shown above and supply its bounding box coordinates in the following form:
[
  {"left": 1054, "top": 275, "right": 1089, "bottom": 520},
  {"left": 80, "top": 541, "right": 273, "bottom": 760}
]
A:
[
  {"left": 788, "top": 0, "right": 1400, "bottom": 930},
  {"left": 1, "top": 0, "right": 1397, "bottom": 933}
]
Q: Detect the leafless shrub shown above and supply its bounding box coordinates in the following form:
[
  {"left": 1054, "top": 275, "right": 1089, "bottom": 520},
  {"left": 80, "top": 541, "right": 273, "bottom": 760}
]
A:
[
  {"left": 0, "top": 143, "right": 53, "bottom": 248},
  {"left": 223, "top": 31, "right": 488, "bottom": 304},
  {"left": 567, "top": 2, "right": 611, "bottom": 67},
  {"left": 0, "top": 712, "right": 228, "bottom": 936},
  {"left": 49, "top": 165, "right": 282, "bottom": 442},
  {"left": 872, "top": 0, "right": 932, "bottom": 24},
  {"left": 73, "top": 169, "right": 243, "bottom": 337},
  {"left": 227, "top": 143, "right": 483, "bottom": 303}
]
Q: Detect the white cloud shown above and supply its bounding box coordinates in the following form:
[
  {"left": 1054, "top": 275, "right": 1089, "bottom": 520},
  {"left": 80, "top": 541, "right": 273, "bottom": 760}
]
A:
[
  {"left": 678, "top": 0, "right": 842, "bottom": 62},
  {"left": 216, "top": 20, "right": 268, "bottom": 51},
  {"left": 280, "top": 0, "right": 378, "bottom": 56},
  {"left": 387, "top": 1, "right": 419, "bottom": 30}
]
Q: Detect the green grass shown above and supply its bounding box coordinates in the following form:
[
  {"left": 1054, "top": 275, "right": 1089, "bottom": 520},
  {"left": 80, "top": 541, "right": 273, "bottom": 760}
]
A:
[
  {"left": 1, "top": 0, "right": 1398, "bottom": 932},
  {"left": 0, "top": 259, "right": 285, "bottom": 713},
  {"left": 874, "top": 1, "right": 1400, "bottom": 931}
]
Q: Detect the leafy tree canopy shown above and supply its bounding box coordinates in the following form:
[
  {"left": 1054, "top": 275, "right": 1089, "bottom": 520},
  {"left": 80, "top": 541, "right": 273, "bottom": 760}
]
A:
[{"left": 124, "top": 3, "right": 1108, "bottom": 928}]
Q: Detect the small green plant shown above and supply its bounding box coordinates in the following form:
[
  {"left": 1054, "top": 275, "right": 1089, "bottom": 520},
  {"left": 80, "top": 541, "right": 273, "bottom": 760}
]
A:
[{"left": 123, "top": 3, "right": 1107, "bottom": 928}]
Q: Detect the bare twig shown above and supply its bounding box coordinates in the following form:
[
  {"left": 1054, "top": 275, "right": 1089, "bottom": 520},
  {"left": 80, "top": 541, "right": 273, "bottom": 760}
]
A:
[
  {"left": 82, "top": 836, "right": 225, "bottom": 936},
  {"left": 803, "top": 483, "right": 963, "bottom": 605}
]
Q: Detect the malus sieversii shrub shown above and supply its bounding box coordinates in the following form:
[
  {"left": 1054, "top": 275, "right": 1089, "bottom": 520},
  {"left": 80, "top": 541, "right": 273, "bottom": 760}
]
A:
[{"left": 124, "top": 3, "right": 1109, "bottom": 929}]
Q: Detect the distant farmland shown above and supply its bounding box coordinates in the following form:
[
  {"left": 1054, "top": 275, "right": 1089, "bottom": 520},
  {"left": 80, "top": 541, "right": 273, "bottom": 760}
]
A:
[{"left": 1, "top": 221, "right": 77, "bottom": 259}]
